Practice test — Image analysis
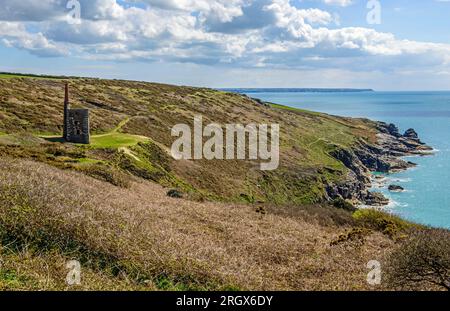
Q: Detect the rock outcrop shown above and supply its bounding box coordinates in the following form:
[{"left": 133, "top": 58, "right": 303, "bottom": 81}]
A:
[
  {"left": 388, "top": 185, "right": 405, "bottom": 192},
  {"left": 365, "top": 192, "right": 390, "bottom": 206},
  {"left": 403, "top": 128, "right": 419, "bottom": 140},
  {"left": 327, "top": 122, "right": 433, "bottom": 206}
]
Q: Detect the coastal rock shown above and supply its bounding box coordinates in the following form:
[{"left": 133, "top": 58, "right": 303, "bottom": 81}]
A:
[
  {"left": 403, "top": 128, "right": 419, "bottom": 140},
  {"left": 330, "top": 148, "right": 371, "bottom": 184},
  {"left": 384, "top": 157, "right": 417, "bottom": 172},
  {"left": 248, "top": 96, "right": 271, "bottom": 107},
  {"left": 327, "top": 122, "right": 432, "bottom": 207},
  {"left": 388, "top": 185, "right": 405, "bottom": 192},
  {"left": 325, "top": 173, "right": 368, "bottom": 202},
  {"left": 377, "top": 122, "right": 402, "bottom": 138},
  {"left": 365, "top": 192, "right": 390, "bottom": 206},
  {"left": 354, "top": 144, "right": 390, "bottom": 172}
]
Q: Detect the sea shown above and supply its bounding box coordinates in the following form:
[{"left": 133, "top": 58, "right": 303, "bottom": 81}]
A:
[{"left": 241, "top": 90, "right": 450, "bottom": 229}]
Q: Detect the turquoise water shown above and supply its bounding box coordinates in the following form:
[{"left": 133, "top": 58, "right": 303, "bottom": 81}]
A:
[{"left": 246, "top": 91, "right": 450, "bottom": 229}]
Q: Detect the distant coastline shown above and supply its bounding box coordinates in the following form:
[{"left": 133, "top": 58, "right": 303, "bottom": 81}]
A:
[{"left": 221, "top": 88, "right": 375, "bottom": 93}]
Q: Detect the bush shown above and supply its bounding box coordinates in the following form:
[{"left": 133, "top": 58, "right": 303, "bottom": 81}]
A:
[
  {"left": 330, "top": 227, "right": 372, "bottom": 247},
  {"left": 332, "top": 198, "right": 357, "bottom": 212},
  {"left": 76, "top": 164, "right": 131, "bottom": 188},
  {"left": 386, "top": 229, "right": 450, "bottom": 290},
  {"left": 353, "top": 209, "right": 412, "bottom": 239},
  {"left": 266, "top": 203, "right": 356, "bottom": 227},
  {"left": 167, "top": 189, "right": 183, "bottom": 199}
]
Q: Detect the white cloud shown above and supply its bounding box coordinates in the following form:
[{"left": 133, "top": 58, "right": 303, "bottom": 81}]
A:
[
  {"left": 0, "top": 0, "right": 449, "bottom": 76},
  {"left": 0, "top": 0, "right": 65, "bottom": 21},
  {"left": 0, "top": 21, "right": 67, "bottom": 56}
]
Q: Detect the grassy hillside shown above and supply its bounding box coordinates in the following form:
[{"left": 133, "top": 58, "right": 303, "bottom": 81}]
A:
[{"left": 0, "top": 76, "right": 378, "bottom": 204}]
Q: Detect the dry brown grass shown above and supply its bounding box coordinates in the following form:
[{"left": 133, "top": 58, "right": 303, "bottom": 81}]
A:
[
  {"left": 0, "top": 158, "right": 402, "bottom": 291},
  {"left": 0, "top": 249, "right": 154, "bottom": 291}
]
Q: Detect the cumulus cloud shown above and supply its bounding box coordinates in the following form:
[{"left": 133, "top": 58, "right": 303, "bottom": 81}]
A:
[
  {"left": 0, "top": 21, "right": 67, "bottom": 57},
  {"left": 0, "top": 0, "right": 65, "bottom": 21},
  {"left": 0, "top": 0, "right": 449, "bottom": 74}
]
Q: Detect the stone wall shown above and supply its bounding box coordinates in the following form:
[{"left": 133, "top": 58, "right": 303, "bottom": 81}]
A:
[{"left": 66, "top": 109, "right": 90, "bottom": 144}]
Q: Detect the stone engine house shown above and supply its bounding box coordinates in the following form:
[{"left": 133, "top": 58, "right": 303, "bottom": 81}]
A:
[{"left": 63, "top": 83, "right": 90, "bottom": 144}]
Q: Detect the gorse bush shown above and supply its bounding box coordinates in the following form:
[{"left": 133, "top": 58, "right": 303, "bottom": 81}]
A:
[
  {"left": 0, "top": 159, "right": 408, "bottom": 291},
  {"left": 386, "top": 229, "right": 450, "bottom": 291},
  {"left": 353, "top": 209, "right": 413, "bottom": 239},
  {"left": 75, "top": 164, "right": 131, "bottom": 188}
]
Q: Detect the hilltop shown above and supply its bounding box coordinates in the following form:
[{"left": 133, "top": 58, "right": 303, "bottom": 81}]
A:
[{"left": 0, "top": 74, "right": 447, "bottom": 291}]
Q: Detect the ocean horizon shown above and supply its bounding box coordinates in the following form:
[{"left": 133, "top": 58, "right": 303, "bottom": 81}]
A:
[{"left": 245, "top": 90, "right": 450, "bottom": 229}]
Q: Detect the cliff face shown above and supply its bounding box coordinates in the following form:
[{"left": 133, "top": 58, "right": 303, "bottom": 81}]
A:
[{"left": 327, "top": 122, "right": 433, "bottom": 206}]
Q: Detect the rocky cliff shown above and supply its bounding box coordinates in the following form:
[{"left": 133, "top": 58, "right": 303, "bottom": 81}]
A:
[{"left": 327, "top": 122, "right": 433, "bottom": 206}]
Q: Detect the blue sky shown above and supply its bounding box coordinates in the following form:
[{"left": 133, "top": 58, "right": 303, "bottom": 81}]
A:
[{"left": 1, "top": 0, "right": 450, "bottom": 90}]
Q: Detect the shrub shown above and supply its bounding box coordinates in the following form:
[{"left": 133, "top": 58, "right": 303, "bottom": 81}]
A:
[
  {"left": 45, "top": 144, "right": 85, "bottom": 158},
  {"left": 330, "top": 227, "right": 372, "bottom": 247},
  {"left": 167, "top": 189, "right": 183, "bottom": 199},
  {"left": 332, "top": 198, "right": 357, "bottom": 212},
  {"left": 353, "top": 209, "right": 412, "bottom": 239},
  {"left": 76, "top": 164, "right": 131, "bottom": 188},
  {"left": 266, "top": 203, "right": 356, "bottom": 227},
  {"left": 386, "top": 229, "right": 450, "bottom": 291}
]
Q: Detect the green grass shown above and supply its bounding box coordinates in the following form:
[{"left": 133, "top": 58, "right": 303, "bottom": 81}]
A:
[
  {"left": 0, "top": 74, "right": 26, "bottom": 79},
  {"left": 113, "top": 117, "right": 131, "bottom": 132},
  {"left": 38, "top": 132, "right": 148, "bottom": 149},
  {"left": 90, "top": 132, "right": 148, "bottom": 149},
  {"left": 0, "top": 72, "right": 68, "bottom": 80},
  {"left": 0, "top": 269, "right": 29, "bottom": 289},
  {"left": 270, "top": 103, "right": 322, "bottom": 115},
  {"left": 37, "top": 117, "right": 148, "bottom": 149},
  {"left": 75, "top": 158, "right": 105, "bottom": 165},
  {"left": 89, "top": 117, "right": 149, "bottom": 149}
]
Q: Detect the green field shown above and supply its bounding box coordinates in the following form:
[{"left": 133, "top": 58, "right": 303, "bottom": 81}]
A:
[
  {"left": 90, "top": 132, "right": 148, "bottom": 148},
  {"left": 89, "top": 117, "right": 149, "bottom": 148},
  {"left": 38, "top": 130, "right": 148, "bottom": 149},
  {"left": 37, "top": 117, "right": 148, "bottom": 149},
  {"left": 0, "top": 74, "right": 25, "bottom": 79},
  {"left": 0, "top": 72, "right": 67, "bottom": 80}
]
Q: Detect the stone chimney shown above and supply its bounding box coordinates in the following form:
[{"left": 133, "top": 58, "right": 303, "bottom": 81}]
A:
[{"left": 63, "top": 83, "right": 69, "bottom": 140}]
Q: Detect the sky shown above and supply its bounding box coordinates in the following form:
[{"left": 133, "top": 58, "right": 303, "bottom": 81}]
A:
[{"left": 0, "top": 0, "right": 450, "bottom": 90}]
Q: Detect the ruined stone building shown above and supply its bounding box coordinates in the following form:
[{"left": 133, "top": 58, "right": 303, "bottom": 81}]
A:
[{"left": 63, "top": 83, "right": 90, "bottom": 144}]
